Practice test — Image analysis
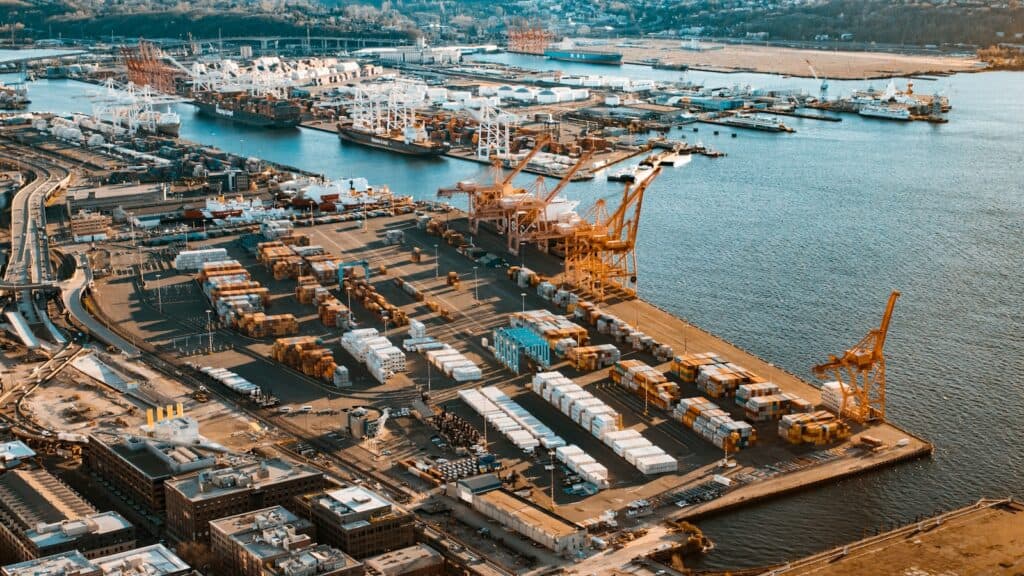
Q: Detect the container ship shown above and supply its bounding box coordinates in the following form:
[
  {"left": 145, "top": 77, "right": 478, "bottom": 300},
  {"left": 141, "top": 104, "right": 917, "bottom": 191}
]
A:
[
  {"left": 544, "top": 49, "right": 622, "bottom": 65},
  {"left": 337, "top": 123, "right": 450, "bottom": 156},
  {"left": 193, "top": 91, "right": 301, "bottom": 128}
]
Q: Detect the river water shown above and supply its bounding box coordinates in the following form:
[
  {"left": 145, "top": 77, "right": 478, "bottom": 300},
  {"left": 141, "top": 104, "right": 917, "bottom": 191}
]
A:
[{"left": 7, "top": 54, "right": 1023, "bottom": 568}]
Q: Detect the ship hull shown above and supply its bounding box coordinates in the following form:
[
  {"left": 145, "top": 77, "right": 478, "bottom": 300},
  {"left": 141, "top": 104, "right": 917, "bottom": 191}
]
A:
[
  {"left": 544, "top": 49, "right": 622, "bottom": 65},
  {"left": 194, "top": 101, "right": 300, "bottom": 128},
  {"left": 337, "top": 126, "right": 450, "bottom": 157}
]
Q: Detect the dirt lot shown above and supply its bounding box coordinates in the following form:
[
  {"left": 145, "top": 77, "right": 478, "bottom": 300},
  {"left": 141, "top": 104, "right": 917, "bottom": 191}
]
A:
[{"left": 587, "top": 39, "right": 983, "bottom": 79}]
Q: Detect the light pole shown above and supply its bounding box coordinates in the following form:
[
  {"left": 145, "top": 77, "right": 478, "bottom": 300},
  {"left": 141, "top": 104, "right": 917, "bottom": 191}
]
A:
[
  {"left": 473, "top": 266, "right": 479, "bottom": 301},
  {"left": 206, "top": 309, "right": 213, "bottom": 354},
  {"left": 520, "top": 292, "right": 526, "bottom": 313},
  {"left": 433, "top": 244, "right": 439, "bottom": 278},
  {"left": 156, "top": 274, "right": 162, "bottom": 312},
  {"left": 346, "top": 286, "right": 352, "bottom": 326},
  {"left": 382, "top": 313, "right": 389, "bottom": 338},
  {"left": 549, "top": 448, "right": 557, "bottom": 511}
]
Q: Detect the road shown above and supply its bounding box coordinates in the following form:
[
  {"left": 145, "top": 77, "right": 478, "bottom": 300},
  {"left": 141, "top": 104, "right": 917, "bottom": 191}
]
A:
[
  {"left": 0, "top": 150, "right": 68, "bottom": 345},
  {"left": 61, "top": 253, "right": 141, "bottom": 357}
]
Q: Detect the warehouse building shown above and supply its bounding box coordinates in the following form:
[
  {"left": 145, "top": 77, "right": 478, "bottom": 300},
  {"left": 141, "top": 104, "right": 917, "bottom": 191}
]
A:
[
  {"left": 209, "top": 506, "right": 315, "bottom": 576},
  {"left": 165, "top": 459, "right": 324, "bottom": 543},
  {"left": 363, "top": 544, "right": 444, "bottom": 576},
  {"left": 302, "top": 486, "right": 414, "bottom": 559},
  {"left": 0, "top": 469, "right": 135, "bottom": 564},
  {"left": 84, "top": 431, "right": 217, "bottom": 513},
  {"left": 66, "top": 183, "right": 168, "bottom": 215},
  {"left": 69, "top": 211, "right": 112, "bottom": 242},
  {"left": 470, "top": 489, "right": 586, "bottom": 556}
]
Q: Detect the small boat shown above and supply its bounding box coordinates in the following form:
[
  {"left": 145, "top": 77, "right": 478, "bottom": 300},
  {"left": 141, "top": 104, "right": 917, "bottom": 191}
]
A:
[{"left": 607, "top": 165, "right": 638, "bottom": 183}]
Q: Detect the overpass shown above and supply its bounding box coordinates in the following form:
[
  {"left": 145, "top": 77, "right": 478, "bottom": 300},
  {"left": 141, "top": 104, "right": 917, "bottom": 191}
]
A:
[
  {"left": 187, "top": 35, "right": 409, "bottom": 53},
  {"left": 0, "top": 151, "right": 70, "bottom": 348}
]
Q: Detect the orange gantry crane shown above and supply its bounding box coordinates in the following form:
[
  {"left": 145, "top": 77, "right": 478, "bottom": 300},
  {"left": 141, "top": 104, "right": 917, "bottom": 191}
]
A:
[
  {"left": 437, "top": 135, "right": 552, "bottom": 235},
  {"left": 121, "top": 40, "right": 180, "bottom": 95},
  {"left": 507, "top": 150, "right": 594, "bottom": 255},
  {"left": 564, "top": 163, "right": 663, "bottom": 301},
  {"left": 812, "top": 290, "right": 901, "bottom": 424}
]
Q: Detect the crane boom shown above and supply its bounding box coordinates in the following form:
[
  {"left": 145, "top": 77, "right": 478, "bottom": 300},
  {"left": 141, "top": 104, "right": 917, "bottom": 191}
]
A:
[{"left": 812, "top": 290, "right": 900, "bottom": 423}]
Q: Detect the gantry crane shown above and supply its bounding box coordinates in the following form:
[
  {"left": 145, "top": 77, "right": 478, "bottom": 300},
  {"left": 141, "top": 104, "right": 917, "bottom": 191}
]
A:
[
  {"left": 564, "top": 164, "right": 662, "bottom": 301},
  {"left": 805, "top": 59, "right": 829, "bottom": 100},
  {"left": 812, "top": 290, "right": 900, "bottom": 424},
  {"left": 437, "top": 134, "right": 552, "bottom": 235},
  {"left": 506, "top": 150, "right": 594, "bottom": 255}
]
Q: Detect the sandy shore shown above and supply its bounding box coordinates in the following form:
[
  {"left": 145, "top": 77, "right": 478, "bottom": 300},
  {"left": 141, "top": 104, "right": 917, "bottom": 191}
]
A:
[{"left": 584, "top": 39, "right": 985, "bottom": 79}]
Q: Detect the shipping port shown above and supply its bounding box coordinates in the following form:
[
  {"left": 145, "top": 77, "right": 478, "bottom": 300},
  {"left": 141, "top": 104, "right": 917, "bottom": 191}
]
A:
[
  {"left": 0, "top": 109, "right": 940, "bottom": 572},
  {"left": 0, "top": 32, "right": 1009, "bottom": 576}
]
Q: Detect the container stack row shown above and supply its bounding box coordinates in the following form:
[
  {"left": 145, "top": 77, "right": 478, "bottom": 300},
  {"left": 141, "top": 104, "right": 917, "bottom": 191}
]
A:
[
  {"left": 199, "top": 366, "right": 261, "bottom": 398},
  {"left": 393, "top": 277, "right": 425, "bottom": 302},
  {"left": 421, "top": 345, "right": 483, "bottom": 382},
  {"left": 236, "top": 313, "right": 299, "bottom": 338},
  {"left": 601, "top": 429, "right": 678, "bottom": 475},
  {"left": 273, "top": 336, "right": 338, "bottom": 383},
  {"left": 510, "top": 309, "right": 589, "bottom": 349},
  {"left": 565, "top": 344, "right": 621, "bottom": 372},
  {"left": 820, "top": 381, "right": 859, "bottom": 418},
  {"left": 174, "top": 248, "right": 229, "bottom": 271},
  {"left": 505, "top": 265, "right": 543, "bottom": 289},
  {"left": 341, "top": 277, "right": 409, "bottom": 326},
  {"left": 673, "top": 397, "right": 756, "bottom": 450},
  {"left": 553, "top": 445, "right": 610, "bottom": 489},
  {"left": 778, "top": 411, "right": 851, "bottom": 445},
  {"left": 535, "top": 372, "right": 677, "bottom": 475},
  {"left": 341, "top": 328, "right": 407, "bottom": 383},
  {"left": 734, "top": 383, "right": 813, "bottom": 422},
  {"left": 610, "top": 360, "right": 681, "bottom": 411},
  {"left": 573, "top": 301, "right": 673, "bottom": 361}
]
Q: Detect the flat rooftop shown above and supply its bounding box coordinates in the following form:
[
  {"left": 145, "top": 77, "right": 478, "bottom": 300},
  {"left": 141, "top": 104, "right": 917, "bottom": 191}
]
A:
[
  {"left": 478, "top": 490, "right": 581, "bottom": 538},
  {"left": 0, "top": 468, "right": 96, "bottom": 528},
  {"left": 27, "top": 511, "right": 133, "bottom": 548},
  {"left": 93, "top": 544, "right": 191, "bottom": 576},
  {"left": 318, "top": 485, "right": 393, "bottom": 519},
  {"left": 92, "top": 431, "right": 216, "bottom": 481},
  {"left": 1, "top": 550, "right": 98, "bottom": 576},
  {"left": 770, "top": 498, "right": 1024, "bottom": 576},
  {"left": 68, "top": 182, "right": 163, "bottom": 201},
  {"left": 167, "top": 458, "right": 321, "bottom": 501},
  {"left": 0, "top": 441, "right": 35, "bottom": 467},
  {"left": 210, "top": 506, "right": 314, "bottom": 561},
  {"left": 269, "top": 544, "right": 360, "bottom": 576},
  {"left": 364, "top": 544, "right": 442, "bottom": 576}
]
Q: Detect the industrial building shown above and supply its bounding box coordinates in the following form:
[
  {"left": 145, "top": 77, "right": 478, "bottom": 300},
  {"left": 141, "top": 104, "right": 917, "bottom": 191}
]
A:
[
  {"left": 363, "top": 544, "right": 444, "bottom": 576},
  {"left": 165, "top": 459, "right": 324, "bottom": 543},
  {"left": 302, "top": 486, "right": 414, "bottom": 559},
  {"left": 84, "top": 430, "right": 218, "bottom": 513},
  {"left": 209, "top": 505, "right": 315, "bottom": 576},
  {"left": 0, "top": 469, "right": 136, "bottom": 564},
  {"left": 66, "top": 182, "right": 169, "bottom": 215},
  {"left": 0, "top": 442, "right": 35, "bottom": 472},
  {"left": 69, "top": 211, "right": 112, "bottom": 242},
  {"left": 466, "top": 488, "right": 586, "bottom": 556}
]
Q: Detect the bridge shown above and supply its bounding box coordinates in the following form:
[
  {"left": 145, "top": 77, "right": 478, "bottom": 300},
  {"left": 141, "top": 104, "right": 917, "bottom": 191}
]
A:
[{"left": 176, "top": 35, "right": 410, "bottom": 53}]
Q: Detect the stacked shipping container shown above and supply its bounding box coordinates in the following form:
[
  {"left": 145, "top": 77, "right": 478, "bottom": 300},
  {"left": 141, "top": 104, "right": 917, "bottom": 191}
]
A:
[
  {"left": 610, "top": 360, "right": 681, "bottom": 411},
  {"left": 673, "top": 397, "right": 756, "bottom": 450}
]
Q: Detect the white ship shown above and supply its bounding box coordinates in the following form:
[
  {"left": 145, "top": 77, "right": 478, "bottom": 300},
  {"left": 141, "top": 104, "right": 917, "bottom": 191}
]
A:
[{"left": 858, "top": 103, "right": 912, "bottom": 121}]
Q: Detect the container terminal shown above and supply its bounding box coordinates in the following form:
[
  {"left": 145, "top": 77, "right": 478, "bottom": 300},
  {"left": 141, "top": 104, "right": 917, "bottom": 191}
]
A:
[{"left": 0, "top": 103, "right": 946, "bottom": 576}]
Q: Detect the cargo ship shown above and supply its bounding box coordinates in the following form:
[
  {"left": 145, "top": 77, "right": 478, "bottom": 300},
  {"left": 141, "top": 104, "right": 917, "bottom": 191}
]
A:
[
  {"left": 193, "top": 91, "right": 301, "bottom": 128},
  {"left": 544, "top": 49, "right": 622, "bottom": 66},
  {"left": 337, "top": 123, "right": 450, "bottom": 156}
]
